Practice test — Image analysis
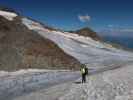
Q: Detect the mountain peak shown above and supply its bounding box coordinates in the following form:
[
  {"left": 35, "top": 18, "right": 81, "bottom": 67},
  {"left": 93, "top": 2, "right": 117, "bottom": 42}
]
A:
[{"left": 75, "top": 27, "right": 101, "bottom": 40}]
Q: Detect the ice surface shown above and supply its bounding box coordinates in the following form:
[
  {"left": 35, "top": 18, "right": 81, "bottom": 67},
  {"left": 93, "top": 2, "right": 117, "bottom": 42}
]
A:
[
  {"left": 20, "top": 17, "right": 133, "bottom": 100},
  {"left": 0, "top": 69, "right": 80, "bottom": 100},
  {"left": 1, "top": 16, "right": 133, "bottom": 100},
  {"left": 22, "top": 18, "right": 133, "bottom": 66},
  {"left": 14, "top": 64, "right": 133, "bottom": 100}
]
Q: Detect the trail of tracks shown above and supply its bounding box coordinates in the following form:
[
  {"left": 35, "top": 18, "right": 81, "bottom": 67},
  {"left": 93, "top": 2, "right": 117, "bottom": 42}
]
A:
[{"left": 0, "top": 71, "right": 80, "bottom": 100}]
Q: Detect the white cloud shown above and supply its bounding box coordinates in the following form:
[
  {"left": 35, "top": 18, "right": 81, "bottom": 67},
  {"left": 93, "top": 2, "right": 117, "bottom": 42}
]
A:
[
  {"left": 107, "top": 24, "right": 114, "bottom": 28},
  {"left": 78, "top": 15, "right": 91, "bottom": 22}
]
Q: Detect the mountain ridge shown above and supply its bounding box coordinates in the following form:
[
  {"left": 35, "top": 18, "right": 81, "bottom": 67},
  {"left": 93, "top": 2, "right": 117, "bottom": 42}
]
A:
[{"left": 0, "top": 10, "right": 81, "bottom": 71}]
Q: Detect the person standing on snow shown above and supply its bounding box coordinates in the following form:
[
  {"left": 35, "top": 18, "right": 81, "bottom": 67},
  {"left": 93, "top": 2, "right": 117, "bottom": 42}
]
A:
[{"left": 80, "top": 64, "right": 88, "bottom": 83}]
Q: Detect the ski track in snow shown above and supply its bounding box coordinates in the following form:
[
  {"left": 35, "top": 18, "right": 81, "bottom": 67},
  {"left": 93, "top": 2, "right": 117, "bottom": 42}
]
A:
[
  {"left": 14, "top": 63, "right": 133, "bottom": 100},
  {"left": 0, "top": 70, "right": 80, "bottom": 100},
  {"left": 21, "top": 18, "right": 133, "bottom": 100}
]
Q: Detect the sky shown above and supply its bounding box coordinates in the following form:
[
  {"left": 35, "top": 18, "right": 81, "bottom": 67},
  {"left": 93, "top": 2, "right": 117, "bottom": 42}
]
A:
[{"left": 0, "top": 0, "right": 133, "bottom": 32}]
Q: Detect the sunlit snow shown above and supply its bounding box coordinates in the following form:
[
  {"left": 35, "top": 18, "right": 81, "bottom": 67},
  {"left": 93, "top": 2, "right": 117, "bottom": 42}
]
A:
[
  {"left": 22, "top": 18, "right": 133, "bottom": 66},
  {"left": 0, "top": 10, "right": 17, "bottom": 21},
  {"left": 1, "top": 11, "right": 133, "bottom": 100}
]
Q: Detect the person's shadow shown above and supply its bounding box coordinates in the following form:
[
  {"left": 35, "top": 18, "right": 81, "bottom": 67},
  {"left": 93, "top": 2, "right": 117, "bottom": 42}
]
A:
[{"left": 74, "top": 81, "right": 82, "bottom": 84}]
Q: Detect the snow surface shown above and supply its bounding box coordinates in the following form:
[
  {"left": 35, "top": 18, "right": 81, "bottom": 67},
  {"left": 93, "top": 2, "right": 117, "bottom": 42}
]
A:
[
  {"left": 22, "top": 18, "right": 133, "bottom": 66},
  {"left": 15, "top": 63, "right": 133, "bottom": 100},
  {"left": 0, "top": 10, "right": 17, "bottom": 21},
  {"left": 0, "top": 69, "right": 80, "bottom": 100},
  {"left": 20, "top": 17, "right": 133, "bottom": 100},
  {"left": 0, "top": 14, "right": 133, "bottom": 100}
]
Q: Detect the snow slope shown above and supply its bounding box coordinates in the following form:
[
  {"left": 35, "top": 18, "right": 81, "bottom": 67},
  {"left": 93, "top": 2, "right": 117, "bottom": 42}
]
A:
[
  {"left": 22, "top": 18, "right": 133, "bottom": 68},
  {"left": 0, "top": 69, "right": 80, "bottom": 100},
  {"left": 15, "top": 17, "right": 133, "bottom": 100},
  {"left": 15, "top": 63, "right": 133, "bottom": 100},
  {"left": 0, "top": 10, "right": 133, "bottom": 100},
  {"left": 0, "top": 10, "right": 17, "bottom": 21}
]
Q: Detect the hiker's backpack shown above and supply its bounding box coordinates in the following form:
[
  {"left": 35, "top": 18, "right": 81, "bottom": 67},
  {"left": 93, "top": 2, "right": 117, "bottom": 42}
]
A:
[{"left": 85, "top": 67, "right": 88, "bottom": 75}]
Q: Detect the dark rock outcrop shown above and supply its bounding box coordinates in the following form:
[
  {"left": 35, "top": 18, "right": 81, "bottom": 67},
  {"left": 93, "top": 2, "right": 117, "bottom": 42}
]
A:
[{"left": 74, "top": 27, "right": 101, "bottom": 40}]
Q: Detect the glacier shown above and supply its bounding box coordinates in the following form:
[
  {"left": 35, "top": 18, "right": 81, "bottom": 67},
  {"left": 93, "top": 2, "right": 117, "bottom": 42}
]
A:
[
  {"left": 0, "top": 69, "right": 80, "bottom": 100},
  {"left": 0, "top": 10, "right": 133, "bottom": 100},
  {"left": 22, "top": 18, "right": 133, "bottom": 67}
]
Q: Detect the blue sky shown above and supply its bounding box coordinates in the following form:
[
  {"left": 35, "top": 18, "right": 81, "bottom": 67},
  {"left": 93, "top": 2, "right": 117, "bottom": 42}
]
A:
[{"left": 0, "top": 0, "right": 133, "bottom": 31}]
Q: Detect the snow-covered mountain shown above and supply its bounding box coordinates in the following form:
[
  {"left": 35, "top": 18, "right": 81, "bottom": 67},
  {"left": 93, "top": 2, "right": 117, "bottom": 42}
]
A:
[
  {"left": 0, "top": 9, "right": 80, "bottom": 71},
  {"left": 0, "top": 8, "right": 133, "bottom": 71},
  {"left": 0, "top": 8, "right": 133, "bottom": 100},
  {"left": 22, "top": 16, "right": 133, "bottom": 69}
]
